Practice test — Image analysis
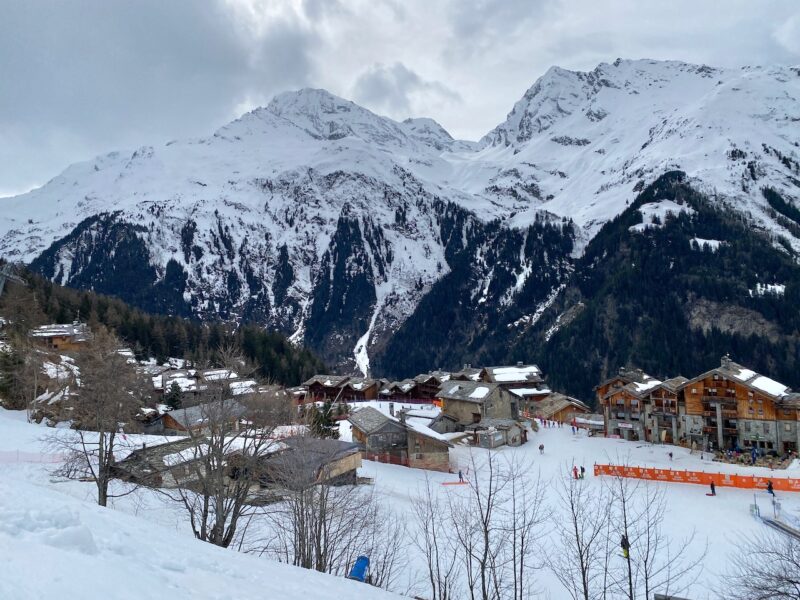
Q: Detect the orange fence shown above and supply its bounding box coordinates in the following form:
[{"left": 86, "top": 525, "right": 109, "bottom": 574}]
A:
[{"left": 594, "top": 464, "right": 800, "bottom": 492}]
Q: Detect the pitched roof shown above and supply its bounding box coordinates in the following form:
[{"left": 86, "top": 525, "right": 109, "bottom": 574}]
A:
[
  {"left": 482, "top": 364, "right": 542, "bottom": 384},
  {"left": 348, "top": 406, "right": 393, "bottom": 434},
  {"left": 655, "top": 376, "right": 689, "bottom": 394},
  {"left": 302, "top": 374, "right": 350, "bottom": 388},
  {"left": 167, "top": 399, "right": 247, "bottom": 429},
  {"left": 532, "top": 392, "right": 590, "bottom": 419},
  {"left": 29, "top": 322, "right": 91, "bottom": 341},
  {"left": 687, "top": 357, "right": 792, "bottom": 399},
  {"left": 342, "top": 377, "right": 379, "bottom": 391},
  {"left": 437, "top": 380, "right": 501, "bottom": 404}
]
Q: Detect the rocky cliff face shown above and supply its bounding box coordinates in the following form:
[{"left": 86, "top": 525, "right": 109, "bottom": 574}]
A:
[{"left": 1, "top": 59, "right": 799, "bottom": 378}]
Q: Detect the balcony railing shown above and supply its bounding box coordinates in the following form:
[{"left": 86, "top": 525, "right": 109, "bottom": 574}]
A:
[
  {"left": 702, "top": 395, "right": 736, "bottom": 404},
  {"left": 702, "top": 409, "right": 738, "bottom": 418}
]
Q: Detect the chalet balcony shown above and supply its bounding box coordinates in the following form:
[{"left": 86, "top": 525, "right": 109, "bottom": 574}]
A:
[
  {"left": 703, "top": 425, "right": 738, "bottom": 435},
  {"left": 702, "top": 409, "right": 738, "bottom": 418},
  {"left": 701, "top": 395, "right": 736, "bottom": 405}
]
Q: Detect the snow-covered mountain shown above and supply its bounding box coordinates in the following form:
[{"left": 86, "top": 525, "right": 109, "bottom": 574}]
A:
[{"left": 1, "top": 59, "right": 798, "bottom": 373}]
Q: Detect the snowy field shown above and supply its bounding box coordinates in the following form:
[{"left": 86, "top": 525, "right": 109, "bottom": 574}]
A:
[{"left": 1, "top": 406, "right": 799, "bottom": 599}]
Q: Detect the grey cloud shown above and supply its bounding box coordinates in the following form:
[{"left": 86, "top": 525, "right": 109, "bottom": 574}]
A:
[
  {"left": 0, "top": 0, "right": 318, "bottom": 194},
  {"left": 352, "top": 62, "right": 461, "bottom": 118}
]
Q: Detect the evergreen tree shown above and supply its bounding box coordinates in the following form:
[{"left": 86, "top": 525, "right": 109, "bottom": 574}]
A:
[
  {"left": 310, "top": 401, "right": 340, "bottom": 439},
  {"left": 163, "top": 381, "right": 183, "bottom": 410}
]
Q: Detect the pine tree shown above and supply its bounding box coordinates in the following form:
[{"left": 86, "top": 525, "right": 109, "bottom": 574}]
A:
[
  {"left": 310, "top": 401, "right": 340, "bottom": 439},
  {"left": 163, "top": 381, "right": 183, "bottom": 409}
]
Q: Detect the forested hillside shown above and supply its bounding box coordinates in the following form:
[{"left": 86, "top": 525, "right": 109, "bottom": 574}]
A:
[
  {"left": 0, "top": 268, "right": 324, "bottom": 385},
  {"left": 511, "top": 172, "right": 800, "bottom": 401}
]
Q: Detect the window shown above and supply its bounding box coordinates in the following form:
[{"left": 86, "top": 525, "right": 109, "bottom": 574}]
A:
[
  {"left": 744, "top": 422, "right": 751, "bottom": 432},
  {"left": 758, "top": 409, "right": 764, "bottom": 416},
  {"left": 785, "top": 423, "right": 792, "bottom": 432},
  {"left": 691, "top": 388, "right": 697, "bottom": 394},
  {"left": 763, "top": 423, "right": 769, "bottom": 434}
]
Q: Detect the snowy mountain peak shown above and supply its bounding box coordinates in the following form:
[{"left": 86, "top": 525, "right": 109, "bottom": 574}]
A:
[
  {"left": 266, "top": 88, "right": 411, "bottom": 148},
  {"left": 1, "top": 58, "right": 798, "bottom": 373}
]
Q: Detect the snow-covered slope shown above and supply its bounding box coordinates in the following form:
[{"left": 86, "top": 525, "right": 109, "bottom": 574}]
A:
[
  {"left": 1, "top": 59, "right": 798, "bottom": 372},
  {"left": 0, "top": 410, "right": 398, "bottom": 600}
]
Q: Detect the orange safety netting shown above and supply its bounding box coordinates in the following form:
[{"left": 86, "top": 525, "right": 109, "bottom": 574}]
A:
[{"left": 593, "top": 464, "right": 800, "bottom": 492}]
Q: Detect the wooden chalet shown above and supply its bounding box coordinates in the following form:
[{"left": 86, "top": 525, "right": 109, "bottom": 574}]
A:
[
  {"left": 599, "top": 369, "right": 661, "bottom": 441},
  {"left": 161, "top": 399, "right": 247, "bottom": 434},
  {"left": 378, "top": 379, "right": 421, "bottom": 400},
  {"left": 29, "top": 322, "right": 91, "bottom": 352},
  {"left": 529, "top": 392, "right": 591, "bottom": 423},
  {"left": 338, "top": 377, "right": 381, "bottom": 401},
  {"left": 682, "top": 356, "right": 800, "bottom": 453},
  {"left": 302, "top": 375, "right": 351, "bottom": 401}
]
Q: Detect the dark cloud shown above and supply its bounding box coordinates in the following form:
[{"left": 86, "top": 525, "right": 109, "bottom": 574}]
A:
[{"left": 352, "top": 62, "right": 461, "bottom": 118}]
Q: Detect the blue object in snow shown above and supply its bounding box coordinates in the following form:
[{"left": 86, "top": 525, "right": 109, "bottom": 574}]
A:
[{"left": 348, "top": 555, "right": 370, "bottom": 582}]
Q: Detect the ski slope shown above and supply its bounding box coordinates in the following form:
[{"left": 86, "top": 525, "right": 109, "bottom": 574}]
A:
[{"left": 2, "top": 406, "right": 799, "bottom": 599}]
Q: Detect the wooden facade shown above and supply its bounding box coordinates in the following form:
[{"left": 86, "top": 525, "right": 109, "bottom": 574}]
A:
[{"left": 599, "top": 358, "right": 800, "bottom": 454}]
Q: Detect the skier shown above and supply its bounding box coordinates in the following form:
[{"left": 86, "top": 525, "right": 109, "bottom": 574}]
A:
[
  {"left": 539, "top": 443, "right": 544, "bottom": 455},
  {"left": 767, "top": 480, "right": 775, "bottom": 496},
  {"left": 709, "top": 481, "right": 716, "bottom": 496},
  {"left": 573, "top": 465, "right": 579, "bottom": 480},
  {"left": 458, "top": 470, "right": 464, "bottom": 483},
  {"left": 580, "top": 465, "right": 586, "bottom": 479},
  {"left": 620, "top": 534, "right": 630, "bottom": 559},
  {"left": 668, "top": 451, "right": 673, "bottom": 461}
]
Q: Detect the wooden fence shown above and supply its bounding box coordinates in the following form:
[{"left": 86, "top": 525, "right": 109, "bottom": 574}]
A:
[{"left": 594, "top": 463, "right": 800, "bottom": 492}]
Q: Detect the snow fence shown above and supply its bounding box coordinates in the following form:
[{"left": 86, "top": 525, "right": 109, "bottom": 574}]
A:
[{"left": 594, "top": 464, "right": 800, "bottom": 492}]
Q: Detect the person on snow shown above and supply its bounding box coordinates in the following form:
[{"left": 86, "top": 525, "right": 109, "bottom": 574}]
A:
[
  {"left": 458, "top": 470, "right": 464, "bottom": 483},
  {"left": 620, "top": 534, "right": 630, "bottom": 559},
  {"left": 573, "top": 465, "right": 579, "bottom": 480},
  {"left": 709, "top": 481, "right": 716, "bottom": 496},
  {"left": 539, "top": 443, "right": 545, "bottom": 455},
  {"left": 580, "top": 465, "right": 586, "bottom": 479},
  {"left": 767, "top": 480, "right": 775, "bottom": 496},
  {"left": 668, "top": 451, "right": 673, "bottom": 461}
]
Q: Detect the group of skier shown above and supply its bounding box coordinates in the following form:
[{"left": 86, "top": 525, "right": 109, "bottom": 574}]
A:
[{"left": 571, "top": 465, "right": 586, "bottom": 480}]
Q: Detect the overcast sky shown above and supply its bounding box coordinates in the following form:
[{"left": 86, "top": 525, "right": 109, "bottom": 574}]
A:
[{"left": 2, "top": 0, "right": 799, "bottom": 196}]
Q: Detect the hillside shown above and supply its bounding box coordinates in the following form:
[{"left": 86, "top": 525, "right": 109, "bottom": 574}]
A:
[
  {"left": 1, "top": 59, "right": 798, "bottom": 379},
  {"left": 511, "top": 172, "right": 800, "bottom": 399},
  {"left": 0, "top": 412, "right": 398, "bottom": 600},
  {"left": 0, "top": 268, "right": 324, "bottom": 386}
]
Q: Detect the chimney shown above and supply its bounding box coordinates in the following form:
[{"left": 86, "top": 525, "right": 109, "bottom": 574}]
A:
[
  {"left": 389, "top": 402, "right": 395, "bottom": 417},
  {"left": 517, "top": 361, "right": 523, "bottom": 367},
  {"left": 721, "top": 354, "right": 732, "bottom": 369},
  {"left": 398, "top": 409, "right": 406, "bottom": 425}
]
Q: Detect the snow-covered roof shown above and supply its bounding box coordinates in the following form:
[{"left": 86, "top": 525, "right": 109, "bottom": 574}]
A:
[
  {"left": 438, "top": 380, "right": 503, "bottom": 404},
  {"left": 482, "top": 364, "right": 542, "bottom": 384},
  {"left": 29, "top": 322, "right": 91, "bottom": 341},
  {"left": 510, "top": 387, "right": 551, "bottom": 398}
]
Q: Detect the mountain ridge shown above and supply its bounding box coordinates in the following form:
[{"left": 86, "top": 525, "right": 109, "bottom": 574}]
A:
[{"left": 1, "top": 58, "right": 798, "bottom": 378}]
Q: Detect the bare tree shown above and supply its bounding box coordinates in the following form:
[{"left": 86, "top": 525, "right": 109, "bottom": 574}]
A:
[
  {"left": 607, "top": 474, "right": 706, "bottom": 600},
  {"left": 548, "top": 465, "right": 613, "bottom": 600},
  {"left": 725, "top": 531, "right": 800, "bottom": 599},
  {"left": 446, "top": 452, "right": 547, "bottom": 600},
  {"left": 50, "top": 327, "right": 147, "bottom": 506},
  {"left": 411, "top": 477, "right": 463, "bottom": 600},
  {"left": 257, "top": 437, "right": 406, "bottom": 591},
  {"left": 163, "top": 348, "right": 289, "bottom": 547}
]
